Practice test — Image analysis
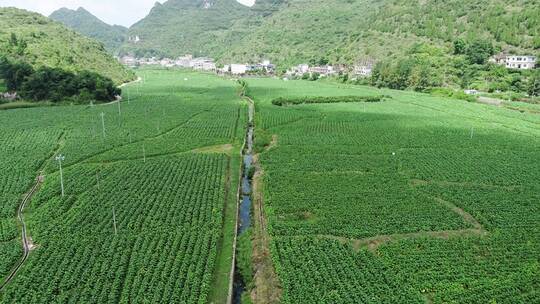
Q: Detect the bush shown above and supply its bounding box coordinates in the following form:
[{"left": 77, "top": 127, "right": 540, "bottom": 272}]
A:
[{"left": 271, "top": 95, "right": 384, "bottom": 106}]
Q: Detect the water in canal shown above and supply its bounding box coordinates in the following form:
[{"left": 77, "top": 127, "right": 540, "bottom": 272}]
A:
[{"left": 233, "top": 101, "right": 254, "bottom": 304}]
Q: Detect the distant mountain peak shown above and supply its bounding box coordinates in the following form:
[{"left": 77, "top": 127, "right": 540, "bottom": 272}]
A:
[{"left": 50, "top": 7, "right": 128, "bottom": 53}]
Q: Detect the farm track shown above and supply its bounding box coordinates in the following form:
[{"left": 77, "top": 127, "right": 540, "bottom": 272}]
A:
[
  {"left": 0, "top": 174, "right": 44, "bottom": 290},
  {"left": 1, "top": 131, "right": 66, "bottom": 290}
]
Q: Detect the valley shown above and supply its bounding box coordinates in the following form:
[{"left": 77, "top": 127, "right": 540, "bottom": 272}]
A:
[{"left": 0, "top": 1, "right": 539, "bottom": 303}]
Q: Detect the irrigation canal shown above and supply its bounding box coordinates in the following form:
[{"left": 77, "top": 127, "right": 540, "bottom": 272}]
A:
[{"left": 232, "top": 97, "right": 255, "bottom": 304}]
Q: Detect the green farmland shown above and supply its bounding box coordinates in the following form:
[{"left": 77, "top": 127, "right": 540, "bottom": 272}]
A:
[
  {"left": 0, "top": 70, "right": 245, "bottom": 303},
  {"left": 246, "top": 78, "right": 540, "bottom": 303},
  {"left": 0, "top": 69, "right": 538, "bottom": 303}
]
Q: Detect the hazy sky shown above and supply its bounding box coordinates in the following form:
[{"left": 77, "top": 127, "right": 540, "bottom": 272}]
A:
[{"left": 0, "top": 0, "right": 256, "bottom": 27}]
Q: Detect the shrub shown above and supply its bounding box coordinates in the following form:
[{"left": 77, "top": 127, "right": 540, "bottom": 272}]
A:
[{"left": 271, "top": 95, "right": 384, "bottom": 106}]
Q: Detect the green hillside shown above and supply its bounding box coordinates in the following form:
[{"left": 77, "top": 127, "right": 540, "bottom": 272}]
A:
[
  {"left": 120, "top": 0, "right": 539, "bottom": 68},
  {"left": 50, "top": 7, "right": 128, "bottom": 53},
  {"left": 223, "top": 0, "right": 540, "bottom": 66},
  {"left": 120, "top": 0, "right": 283, "bottom": 58},
  {"left": 0, "top": 7, "right": 134, "bottom": 84}
]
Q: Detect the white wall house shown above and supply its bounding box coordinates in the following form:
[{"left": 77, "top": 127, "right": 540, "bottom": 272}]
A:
[
  {"left": 231, "top": 64, "right": 248, "bottom": 75},
  {"left": 354, "top": 65, "right": 373, "bottom": 77},
  {"left": 505, "top": 56, "right": 536, "bottom": 70}
]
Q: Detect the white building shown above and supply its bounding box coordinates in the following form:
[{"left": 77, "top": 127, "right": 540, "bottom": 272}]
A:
[
  {"left": 191, "top": 58, "right": 216, "bottom": 71},
  {"left": 505, "top": 56, "right": 536, "bottom": 70},
  {"left": 231, "top": 64, "right": 248, "bottom": 75},
  {"left": 120, "top": 55, "right": 137, "bottom": 67},
  {"left": 128, "top": 35, "right": 141, "bottom": 43},
  {"left": 175, "top": 55, "right": 193, "bottom": 67},
  {"left": 160, "top": 58, "right": 175, "bottom": 67},
  {"left": 298, "top": 64, "right": 310, "bottom": 74},
  {"left": 354, "top": 59, "right": 375, "bottom": 77},
  {"left": 310, "top": 65, "right": 334, "bottom": 76}
]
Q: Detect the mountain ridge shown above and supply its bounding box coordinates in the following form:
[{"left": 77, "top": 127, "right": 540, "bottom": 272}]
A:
[{"left": 50, "top": 7, "right": 128, "bottom": 53}]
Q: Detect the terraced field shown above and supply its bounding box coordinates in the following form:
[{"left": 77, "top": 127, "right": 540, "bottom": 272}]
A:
[
  {"left": 0, "top": 70, "right": 245, "bottom": 303},
  {"left": 246, "top": 79, "right": 540, "bottom": 303}
]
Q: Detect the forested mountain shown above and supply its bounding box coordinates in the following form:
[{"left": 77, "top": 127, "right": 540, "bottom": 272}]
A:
[
  {"left": 50, "top": 7, "right": 128, "bottom": 53},
  {"left": 120, "top": 0, "right": 284, "bottom": 58},
  {"left": 120, "top": 0, "right": 539, "bottom": 68},
  {"left": 0, "top": 7, "right": 134, "bottom": 84}
]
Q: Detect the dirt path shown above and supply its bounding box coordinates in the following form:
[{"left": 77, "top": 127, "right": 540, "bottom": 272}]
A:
[
  {"left": 118, "top": 77, "right": 142, "bottom": 89},
  {"left": 318, "top": 194, "right": 487, "bottom": 252},
  {"left": 250, "top": 155, "right": 282, "bottom": 304},
  {"left": 0, "top": 174, "right": 44, "bottom": 290},
  {"left": 477, "top": 96, "right": 503, "bottom": 106}
]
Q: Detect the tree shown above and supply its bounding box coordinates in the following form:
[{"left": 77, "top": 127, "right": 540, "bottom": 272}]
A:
[
  {"left": 0, "top": 57, "right": 34, "bottom": 91},
  {"left": 466, "top": 40, "right": 495, "bottom": 64},
  {"left": 528, "top": 71, "right": 540, "bottom": 96},
  {"left": 453, "top": 39, "right": 467, "bottom": 55}
]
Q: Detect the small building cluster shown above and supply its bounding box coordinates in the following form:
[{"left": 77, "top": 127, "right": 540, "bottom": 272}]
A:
[
  {"left": 286, "top": 60, "right": 375, "bottom": 79},
  {"left": 118, "top": 55, "right": 275, "bottom": 75},
  {"left": 220, "top": 61, "right": 275, "bottom": 75},
  {"left": 489, "top": 54, "right": 537, "bottom": 70}
]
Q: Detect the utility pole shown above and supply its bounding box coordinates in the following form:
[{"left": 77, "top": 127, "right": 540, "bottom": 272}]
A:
[
  {"left": 470, "top": 126, "right": 475, "bottom": 139},
  {"left": 100, "top": 112, "right": 106, "bottom": 138},
  {"left": 112, "top": 207, "right": 117, "bottom": 236},
  {"left": 143, "top": 144, "right": 146, "bottom": 163},
  {"left": 55, "top": 154, "right": 65, "bottom": 197}
]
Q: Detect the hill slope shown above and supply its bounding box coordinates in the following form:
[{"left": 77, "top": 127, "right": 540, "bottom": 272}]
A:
[
  {"left": 50, "top": 7, "right": 127, "bottom": 53},
  {"left": 121, "top": 0, "right": 539, "bottom": 67},
  {"left": 223, "top": 0, "right": 540, "bottom": 66},
  {"left": 120, "top": 0, "right": 282, "bottom": 58},
  {"left": 0, "top": 7, "right": 134, "bottom": 84}
]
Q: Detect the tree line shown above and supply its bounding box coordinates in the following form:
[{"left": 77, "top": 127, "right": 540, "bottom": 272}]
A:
[
  {"left": 369, "top": 40, "right": 540, "bottom": 98},
  {"left": 0, "top": 56, "right": 120, "bottom": 103}
]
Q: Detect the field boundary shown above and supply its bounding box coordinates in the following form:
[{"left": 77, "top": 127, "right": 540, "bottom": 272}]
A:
[
  {"left": 316, "top": 194, "right": 487, "bottom": 252},
  {"left": 250, "top": 154, "right": 282, "bottom": 303}
]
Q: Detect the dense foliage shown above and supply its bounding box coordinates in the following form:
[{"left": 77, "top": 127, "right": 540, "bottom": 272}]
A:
[
  {"left": 247, "top": 78, "right": 540, "bottom": 303},
  {"left": 138, "top": 0, "right": 537, "bottom": 68},
  {"left": 0, "top": 56, "right": 120, "bottom": 103},
  {"left": 271, "top": 95, "right": 383, "bottom": 106},
  {"left": 0, "top": 7, "right": 134, "bottom": 84},
  {"left": 49, "top": 7, "right": 127, "bottom": 54},
  {"left": 369, "top": 41, "right": 538, "bottom": 96},
  {"left": 0, "top": 70, "right": 245, "bottom": 303}
]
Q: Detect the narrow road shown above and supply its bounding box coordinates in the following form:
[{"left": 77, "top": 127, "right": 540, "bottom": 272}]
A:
[{"left": 0, "top": 174, "right": 44, "bottom": 290}]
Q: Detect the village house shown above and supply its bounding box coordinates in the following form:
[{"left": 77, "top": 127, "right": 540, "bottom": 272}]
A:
[
  {"left": 354, "top": 59, "right": 375, "bottom": 77},
  {"left": 505, "top": 55, "right": 536, "bottom": 70},
  {"left": 120, "top": 55, "right": 137, "bottom": 67},
  {"left": 175, "top": 55, "right": 193, "bottom": 68},
  {"left": 160, "top": 58, "right": 175, "bottom": 68},
  {"left": 231, "top": 64, "right": 248, "bottom": 75},
  {"left": 261, "top": 60, "right": 276, "bottom": 73},
  {"left": 309, "top": 65, "right": 335, "bottom": 76},
  {"left": 191, "top": 58, "right": 216, "bottom": 71},
  {"left": 490, "top": 54, "right": 537, "bottom": 70},
  {"left": 128, "top": 35, "right": 141, "bottom": 43},
  {"left": 297, "top": 64, "right": 310, "bottom": 74}
]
